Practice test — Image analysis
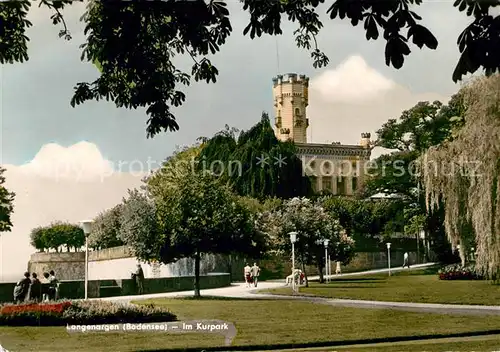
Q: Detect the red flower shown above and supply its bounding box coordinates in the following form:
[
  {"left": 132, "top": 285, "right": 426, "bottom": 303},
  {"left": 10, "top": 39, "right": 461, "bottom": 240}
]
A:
[{"left": 1, "top": 302, "right": 72, "bottom": 315}]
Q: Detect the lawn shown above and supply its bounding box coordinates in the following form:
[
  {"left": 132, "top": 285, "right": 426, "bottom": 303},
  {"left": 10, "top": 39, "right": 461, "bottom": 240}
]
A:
[
  {"left": 1, "top": 297, "right": 500, "bottom": 351},
  {"left": 272, "top": 334, "right": 500, "bottom": 352},
  {"left": 263, "top": 268, "right": 500, "bottom": 305}
]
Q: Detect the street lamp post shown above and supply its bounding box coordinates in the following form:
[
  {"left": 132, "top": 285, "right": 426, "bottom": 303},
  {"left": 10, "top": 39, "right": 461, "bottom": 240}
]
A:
[
  {"left": 289, "top": 232, "right": 298, "bottom": 293},
  {"left": 80, "top": 220, "right": 93, "bottom": 300},
  {"left": 324, "top": 239, "right": 330, "bottom": 283},
  {"left": 386, "top": 242, "right": 391, "bottom": 276}
]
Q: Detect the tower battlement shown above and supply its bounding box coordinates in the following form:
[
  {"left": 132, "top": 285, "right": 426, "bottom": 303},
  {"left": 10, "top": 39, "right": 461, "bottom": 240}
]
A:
[
  {"left": 360, "top": 132, "right": 372, "bottom": 148},
  {"left": 272, "top": 73, "right": 309, "bottom": 87}
]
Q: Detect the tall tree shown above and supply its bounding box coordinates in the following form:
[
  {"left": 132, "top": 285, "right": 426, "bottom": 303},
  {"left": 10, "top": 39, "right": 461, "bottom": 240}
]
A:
[
  {"left": 198, "top": 113, "right": 311, "bottom": 199},
  {"left": 150, "top": 171, "right": 265, "bottom": 297},
  {"left": 364, "top": 99, "right": 465, "bottom": 201},
  {"left": 145, "top": 144, "right": 203, "bottom": 199},
  {"left": 423, "top": 74, "right": 500, "bottom": 279},
  {"left": 119, "top": 189, "right": 163, "bottom": 261},
  {"left": 89, "top": 204, "right": 124, "bottom": 250},
  {"left": 3, "top": 0, "right": 496, "bottom": 136},
  {"left": 0, "top": 166, "right": 15, "bottom": 232},
  {"left": 260, "top": 197, "right": 354, "bottom": 285},
  {"left": 362, "top": 97, "right": 466, "bottom": 261}
]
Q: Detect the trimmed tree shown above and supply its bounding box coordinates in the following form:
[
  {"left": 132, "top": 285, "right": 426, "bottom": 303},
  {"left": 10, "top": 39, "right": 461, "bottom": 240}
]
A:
[
  {"left": 30, "top": 226, "right": 47, "bottom": 252},
  {"left": 30, "top": 222, "right": 85, "bottom": 252}
]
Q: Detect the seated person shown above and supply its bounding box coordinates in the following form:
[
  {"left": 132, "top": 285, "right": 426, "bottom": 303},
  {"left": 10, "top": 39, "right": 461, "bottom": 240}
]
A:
[
  {"left": 336, "top": 261, "right": 342, "bottom": 275},
  {"left": 285, "top": 269, "right": 301, "bottom": 285}
]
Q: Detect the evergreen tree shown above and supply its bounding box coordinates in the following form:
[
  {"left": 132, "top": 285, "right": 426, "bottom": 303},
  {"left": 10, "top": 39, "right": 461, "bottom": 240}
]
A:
[{"left": 197, "top": 112, "right": 311, "bottom": 200}]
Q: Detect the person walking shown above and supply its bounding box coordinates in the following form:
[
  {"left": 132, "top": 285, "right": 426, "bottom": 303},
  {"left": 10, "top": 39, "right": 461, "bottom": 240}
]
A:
[
  {"left": 13, "top": 272, "right": 31, "bottom": 303},
  {"left": 403, "top": 252, "right": 410, "bottom": 268},
  {"left": 133, "top": 264, "right": 145, "bottom": 294},
  {"left": 250, "top": 263, "right": 260, "bottom": 287},
  {"left": 243, "top": 263, "right": 252, "bottom": 288},
  {"left": 29, "top": 273, "right": 42, "bottom": 302}
]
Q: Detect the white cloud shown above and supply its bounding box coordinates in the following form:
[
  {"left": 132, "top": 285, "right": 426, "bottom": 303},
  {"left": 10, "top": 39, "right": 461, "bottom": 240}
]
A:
[
  {"left": 18, "top": 142, "right": 115, "bottom": 181},
  {"left": 1, "top": 143, "right": 144, "bottom": 281},
  {"left": 306, "top": 54, "right": 450, "bottom": 151},
  {"left": 310, "top": 55, "right": 396, "bottom": 104}
]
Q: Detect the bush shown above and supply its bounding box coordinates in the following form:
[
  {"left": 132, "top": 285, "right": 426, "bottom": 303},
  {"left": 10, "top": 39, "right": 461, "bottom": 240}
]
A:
[
  {"left": 438, "top": 263, "right": 484, "bottom": 280},
  {"left": 0, "top": 300, "right": 176, "bottom": 326}
]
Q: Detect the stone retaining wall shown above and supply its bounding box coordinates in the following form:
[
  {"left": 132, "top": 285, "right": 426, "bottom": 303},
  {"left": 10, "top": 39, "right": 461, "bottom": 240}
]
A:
[
  {"left": 27, "top": 246, "right": 229, "bottom": 281},
  {"left": 27, "top": 246, "right": 420, "bottom": 282},
  {"left": 0, "top": 273, "right": 231, "bottom": 302}
]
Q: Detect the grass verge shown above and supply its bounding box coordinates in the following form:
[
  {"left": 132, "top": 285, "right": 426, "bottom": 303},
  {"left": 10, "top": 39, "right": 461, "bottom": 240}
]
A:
[
  {"left": 1, "top": 297, "right": 500, "bottom": 351},
  {"left": 265, "top": 334, "right": 500, "bottom": 352},
  {"left": 262, "top": 269, "right": 500, "bottom": 305}
]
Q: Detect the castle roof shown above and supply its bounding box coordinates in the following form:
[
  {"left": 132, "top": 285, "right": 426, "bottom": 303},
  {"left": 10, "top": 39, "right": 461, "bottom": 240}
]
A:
[{"left": 295, "top": 142, "right": 371, "bottom": 158}]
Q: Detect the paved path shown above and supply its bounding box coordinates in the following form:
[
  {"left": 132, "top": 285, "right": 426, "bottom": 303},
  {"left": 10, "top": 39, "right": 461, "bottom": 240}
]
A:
[
  {"left": 319, "top": 262, "right": 436, "bottom": 279},
  {"left": 100, "top": 263, "right": 436, "bottom": 302},
  {"left": 101, "top": 263, "right": 500, "bottom": 315}
]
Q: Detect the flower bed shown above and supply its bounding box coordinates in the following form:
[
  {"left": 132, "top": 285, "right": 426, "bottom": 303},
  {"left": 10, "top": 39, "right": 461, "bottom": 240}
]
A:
[
  {"left": 0, "top": 300, "right": 176, "bottom": 326},
  {"left": 438, "top": 263, "right": 484, "bottom": 280},
  {"left": 1, "top": 302, "right": 72, "bottom": 315}
]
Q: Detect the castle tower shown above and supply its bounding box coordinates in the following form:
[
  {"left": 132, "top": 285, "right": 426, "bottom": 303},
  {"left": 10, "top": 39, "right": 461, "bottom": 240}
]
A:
[
  {"left": 359, "top": 132, "right": 372, "bottom": 148},
  {"left": 272, "top": 73, "right": 309, "bottom": 143}
]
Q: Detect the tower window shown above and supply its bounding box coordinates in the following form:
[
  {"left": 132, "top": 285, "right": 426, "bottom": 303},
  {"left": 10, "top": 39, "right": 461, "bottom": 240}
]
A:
[{"left": 295, "top": 108, "right": 301, "bottom": 116}]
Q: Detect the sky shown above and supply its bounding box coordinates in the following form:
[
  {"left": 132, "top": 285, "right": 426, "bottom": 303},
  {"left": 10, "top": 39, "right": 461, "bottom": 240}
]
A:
[{"left": 0, "top": 1, "right": 473, "bottom": 279}]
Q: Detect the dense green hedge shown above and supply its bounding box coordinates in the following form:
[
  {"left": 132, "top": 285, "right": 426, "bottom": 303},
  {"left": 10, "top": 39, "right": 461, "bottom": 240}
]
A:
[
  {"left": 353, "top": 236, "right": 419, "bottom": 252},
  {"left": 0, "top": 300, "right": 176, "bottom": 326}
]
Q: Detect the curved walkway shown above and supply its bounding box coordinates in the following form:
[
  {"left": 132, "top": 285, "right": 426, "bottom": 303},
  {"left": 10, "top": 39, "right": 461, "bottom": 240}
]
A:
[{"left": 103, "top": 263, "right": 500, "bottom": 316}]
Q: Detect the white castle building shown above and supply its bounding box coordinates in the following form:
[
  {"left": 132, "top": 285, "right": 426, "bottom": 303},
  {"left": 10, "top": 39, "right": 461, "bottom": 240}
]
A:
[{"left": 272, "top": 73, "right": 373, "bottom": 195}]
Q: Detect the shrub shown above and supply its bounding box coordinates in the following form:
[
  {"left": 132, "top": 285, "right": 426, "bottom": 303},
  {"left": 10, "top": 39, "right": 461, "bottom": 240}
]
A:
[
  {"left": 438, "top": 263, "right": 484, "bottom": 280},
  {"left": 0, "top": 300, "right": 176, "bottom": 326}
]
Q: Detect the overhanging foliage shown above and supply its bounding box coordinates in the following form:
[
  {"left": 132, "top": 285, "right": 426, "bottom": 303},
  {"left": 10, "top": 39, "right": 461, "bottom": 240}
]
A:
[
  {"left": 2, "top": 0, "right": 498, "bottom": 136},
  {"left": 422, "top": 74, "right": 500, "bottom": 279}
]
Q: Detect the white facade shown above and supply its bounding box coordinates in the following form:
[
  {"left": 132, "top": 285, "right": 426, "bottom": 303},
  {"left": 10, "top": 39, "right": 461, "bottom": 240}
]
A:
[{"left": 88, "top": 255, "right": 220, "bottom": 280}]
